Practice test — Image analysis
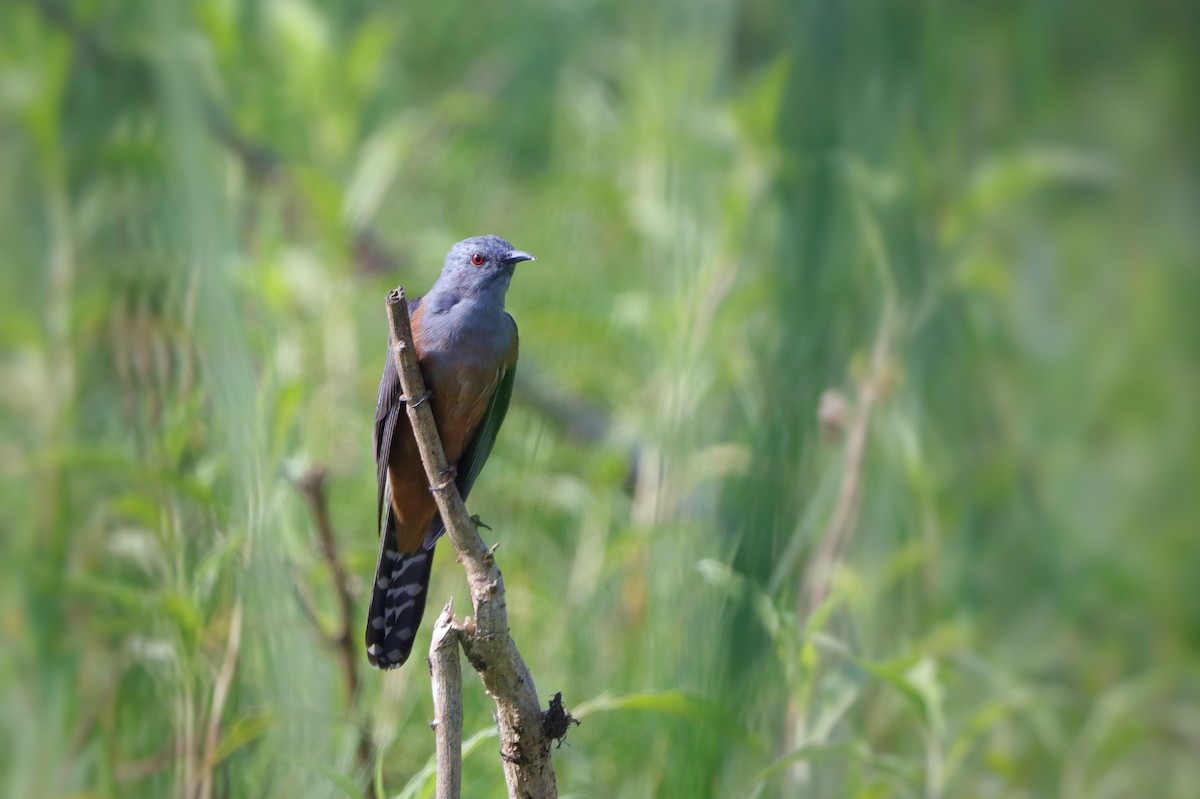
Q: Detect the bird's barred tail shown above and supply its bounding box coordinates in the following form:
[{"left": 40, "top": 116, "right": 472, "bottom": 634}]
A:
[{"left": 365, "top": 537, "right": 434, "bottom": 669}]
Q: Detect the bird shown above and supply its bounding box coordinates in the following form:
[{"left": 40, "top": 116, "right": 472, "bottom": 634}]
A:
[{"left": 366, "top": 235, "right": 534, "bottom": 669}]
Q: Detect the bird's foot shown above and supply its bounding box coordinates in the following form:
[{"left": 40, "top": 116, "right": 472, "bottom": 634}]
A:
[
  {"left": 402, "top": 390, "right": 431, "bottom": 408},
  {"left": 430, "top": 465, "right": 457, "bottom": 492},
  {"left": 470, "top": 514, "right": 492, "bottom": 531}
]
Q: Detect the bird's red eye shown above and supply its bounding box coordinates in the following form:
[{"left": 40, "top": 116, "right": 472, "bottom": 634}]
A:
[{"left": 470, "top": 252, "right": 485, "bottom": 266}]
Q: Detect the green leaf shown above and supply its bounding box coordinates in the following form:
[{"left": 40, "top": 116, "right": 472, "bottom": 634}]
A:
[
  {"left": 278, "top": 754, "right": 361, "bottom": 799},
  {"left": 393, "top": 727, "right": 497, "bottom": 799},
  {"left": 574, "top": 690, "right": 761, "bottom": 749},
  {"left": 750, "top": 740, "right": 869, "bottom": 788},
  {"left": 209, "top": 708, "right": 275, "bottom": 767}
]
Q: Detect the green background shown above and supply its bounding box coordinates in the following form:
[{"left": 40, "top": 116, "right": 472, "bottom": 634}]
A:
[{"left": 2, "top": 1, "right": 1198, "bottom": 797}]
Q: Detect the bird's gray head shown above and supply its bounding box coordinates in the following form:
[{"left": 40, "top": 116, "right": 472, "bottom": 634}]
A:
[{"left": 434, "top": 235, "right": 535, "bottom": 302}]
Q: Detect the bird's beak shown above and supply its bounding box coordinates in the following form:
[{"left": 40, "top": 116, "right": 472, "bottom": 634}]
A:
[{"left": 504, "top": 250, "right": 536, "bottom": 264}]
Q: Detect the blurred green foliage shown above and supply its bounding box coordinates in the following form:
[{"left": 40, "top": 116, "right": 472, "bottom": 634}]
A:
[{"left": 2, "top": 0, "right": 1198, "bottom": 797}]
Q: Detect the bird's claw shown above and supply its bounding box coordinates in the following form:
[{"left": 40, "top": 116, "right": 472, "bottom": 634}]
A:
[
  {"left": 430, "top": 465, "right": 457, "bottom": 492},
  {"left": 470, "top": 514, "right": 493, "bottom": 531},
  {"left": 403, "top": 390, "right": 431, "bottom": 408}
]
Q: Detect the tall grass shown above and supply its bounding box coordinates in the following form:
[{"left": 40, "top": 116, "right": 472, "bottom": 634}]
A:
[{"left": 2, "top": 1, "right": 1198, "bottom": 798}]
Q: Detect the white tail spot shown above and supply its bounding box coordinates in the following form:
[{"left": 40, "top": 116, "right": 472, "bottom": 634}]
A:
[
  {"left": 391, "top": 553, "right": 427, "bottom": 579},
  {"left": 387, "top": 583, "right": 424, "bottom": 599}
]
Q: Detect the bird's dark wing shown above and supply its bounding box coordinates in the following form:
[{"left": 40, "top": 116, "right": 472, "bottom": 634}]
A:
[
  {"left": 374, "top": 295, "right": 422, "bottom": 534},
  {"left": 456, "top": 362, "right": 516, "bottom": 500},
  {"left": 422, "top": 320, "right": 518, "bottom": 549}
]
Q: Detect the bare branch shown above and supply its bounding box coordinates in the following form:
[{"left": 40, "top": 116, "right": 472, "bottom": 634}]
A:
[
  {"left": 428, "top": 603, "right": 464, "bottom": 799},
  {"left": 198, "top": 598, "right": 243, "bottom": 799},
  {"left": 295, "top": 467, "right": 361, "bottom": 703},
  {"left": 385, "top": 288, "right": 560, "bottom": 798},
  {"left": 292, "top": 466, "right": 375, "bottom": 796},
  {"left": 288, "top": 569, "right": 335, "bottom": 644},
  {"left": 802, "top": 303, "right": 896, "bottom": 616}
]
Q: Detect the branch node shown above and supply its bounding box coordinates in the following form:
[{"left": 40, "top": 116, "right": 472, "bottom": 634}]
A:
[{"left": 500, "top": 747, "right": 525, "bottom": 765}]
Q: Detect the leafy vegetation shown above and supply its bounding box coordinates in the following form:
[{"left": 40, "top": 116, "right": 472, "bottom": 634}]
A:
[{"left": 2, "top": 1, "right": 1197, "bottom": 797}]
